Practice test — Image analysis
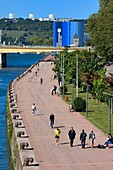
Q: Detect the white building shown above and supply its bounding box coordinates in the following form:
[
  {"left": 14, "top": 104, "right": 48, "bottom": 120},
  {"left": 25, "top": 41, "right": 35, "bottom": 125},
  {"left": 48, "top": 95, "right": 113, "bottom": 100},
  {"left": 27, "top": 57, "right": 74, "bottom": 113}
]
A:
[
  {"left": 49, "top": 14, "right": 55, "bottom": 20},
  {"left": 39, "top": 17, "right": 44, "bottom": 21},
  {"left": 9, "top": 13, "right": 15, "bottom": 19},
  {"left": 29, "top": 13, "right": 35, "bottom": 20}
]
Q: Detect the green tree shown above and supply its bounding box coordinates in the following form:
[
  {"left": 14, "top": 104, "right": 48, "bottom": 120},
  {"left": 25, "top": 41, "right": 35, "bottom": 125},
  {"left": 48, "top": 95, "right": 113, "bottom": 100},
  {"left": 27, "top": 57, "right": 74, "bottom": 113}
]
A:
[
  {"left": 99, "top": 0, "right": 111, "bottom": 8},
  {"left": 87, "top": 1, "right": 113, "bottom": 62}
]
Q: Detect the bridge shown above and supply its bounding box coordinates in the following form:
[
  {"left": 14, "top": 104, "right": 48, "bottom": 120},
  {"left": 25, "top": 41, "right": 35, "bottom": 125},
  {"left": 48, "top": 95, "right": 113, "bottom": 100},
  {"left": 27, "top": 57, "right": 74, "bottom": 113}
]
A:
[
  {"left": 0, "top": 45, "right": 89, "bottom": 53},
  {"left": 0, "top": 45, "right": 89, "bottom": 67}
]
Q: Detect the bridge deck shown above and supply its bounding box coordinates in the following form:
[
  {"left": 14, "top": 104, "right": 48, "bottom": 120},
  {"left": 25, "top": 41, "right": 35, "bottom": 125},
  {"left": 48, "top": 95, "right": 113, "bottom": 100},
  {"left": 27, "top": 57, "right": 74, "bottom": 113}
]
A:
[
  {"left": 0, "top": 45, "right": 89, "bottom": 53},
  {"left": 14, "top": 57, "right": 113, "bottom": 170}
]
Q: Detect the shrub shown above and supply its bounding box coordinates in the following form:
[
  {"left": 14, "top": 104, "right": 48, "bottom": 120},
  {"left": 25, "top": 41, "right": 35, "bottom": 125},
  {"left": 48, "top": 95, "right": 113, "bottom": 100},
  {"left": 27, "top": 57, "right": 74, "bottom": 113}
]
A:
[{"left": 74, "top": 97, "right": 86, "bottom": 112}]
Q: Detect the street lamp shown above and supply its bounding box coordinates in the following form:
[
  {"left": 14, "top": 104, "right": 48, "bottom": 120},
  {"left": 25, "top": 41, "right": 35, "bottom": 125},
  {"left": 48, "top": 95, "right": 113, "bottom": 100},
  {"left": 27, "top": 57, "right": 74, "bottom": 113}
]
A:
[
  {"left": 82, "top": 83, "right": 90, "bottom": 117},
  {"left": 70, "top": 77, "right": 76, "bottom": 110},
  {"left": 103, "top": 92, "right": 113, "bottom": 134},
  {"left": 60, "top": 52, "right": 65, "bottom": 96},
  {"left": 76, "top": 55, "right": 78, "bottom": 98}
]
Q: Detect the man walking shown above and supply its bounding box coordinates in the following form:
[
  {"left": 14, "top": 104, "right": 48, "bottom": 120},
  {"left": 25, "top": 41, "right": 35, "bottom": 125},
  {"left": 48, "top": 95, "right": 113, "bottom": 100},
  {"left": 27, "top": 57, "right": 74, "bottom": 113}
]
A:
[
  {"left": 49, "top": 113, "right": 55, "bottom": 128},
  {"left": 89, "top": 130, "right": 95, "bottom": 148},
  {"left": 80, "top": 129, "right": 87, "bottom": 148},
  {"left": 68, "top": 127, "right": 76, "bottom": 147}
]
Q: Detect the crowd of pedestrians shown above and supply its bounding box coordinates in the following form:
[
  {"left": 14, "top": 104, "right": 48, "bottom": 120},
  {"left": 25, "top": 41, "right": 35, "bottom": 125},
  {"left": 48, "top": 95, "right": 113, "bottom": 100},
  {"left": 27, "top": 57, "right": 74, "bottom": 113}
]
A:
[
  {"left": 30, "top": 60, "right": 113, "bottom": 150},
  {"left": 48, "top": 113, "right": 97, "bottom": 148}
]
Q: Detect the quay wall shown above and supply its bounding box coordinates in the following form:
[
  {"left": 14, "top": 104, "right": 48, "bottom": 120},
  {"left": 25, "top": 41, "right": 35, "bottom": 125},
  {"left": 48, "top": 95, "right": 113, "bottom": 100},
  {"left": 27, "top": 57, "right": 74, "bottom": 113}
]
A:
[{"left": 7, "top": 63, "right": 39, "bottom": 170}]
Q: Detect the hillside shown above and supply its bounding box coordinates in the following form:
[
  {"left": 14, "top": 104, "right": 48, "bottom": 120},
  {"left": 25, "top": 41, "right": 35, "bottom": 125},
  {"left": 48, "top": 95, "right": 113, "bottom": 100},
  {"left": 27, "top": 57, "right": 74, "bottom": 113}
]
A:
[{"left": 0, "top": 18, "right": 53, "bottom": 46}]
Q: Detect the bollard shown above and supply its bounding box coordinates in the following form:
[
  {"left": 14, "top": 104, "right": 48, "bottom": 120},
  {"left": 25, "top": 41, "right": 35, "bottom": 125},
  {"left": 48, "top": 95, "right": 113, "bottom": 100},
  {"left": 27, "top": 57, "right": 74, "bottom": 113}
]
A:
[
  {"left": 10, "top": 108, "right": 18, "bottom": 113},
  {"left": 20, "top": 142, "right": 29, "bottom": 150},
  {"left": 13, "top": 115, "right": 19, "bottom": 119},
  {"left": 23, "top": 157, "right": 34, "bottom": 166},
  {"left": 17, "top": 131, "right": 25, "bottom": 137},
  {"left": 10, "top": 103, "right": 17, "bottom": 108},
  {"left": 15, "top": 122, "right": 22, "bottom": 127}
]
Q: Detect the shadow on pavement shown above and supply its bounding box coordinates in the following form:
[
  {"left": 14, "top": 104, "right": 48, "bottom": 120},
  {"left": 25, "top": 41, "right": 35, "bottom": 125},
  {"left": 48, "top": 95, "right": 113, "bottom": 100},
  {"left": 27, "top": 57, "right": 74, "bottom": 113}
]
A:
[
  {"left": 28, "top": 163, "right": 39, "bottom": 166},
  {"left": 59, "top": 142, "right": 70, "bottom": 145},
  {"left": 54, "top": 126, "right": 65, "bottom": 128},
  {"left": 35, "top": 113, "right": 45, "bottom": 116}
]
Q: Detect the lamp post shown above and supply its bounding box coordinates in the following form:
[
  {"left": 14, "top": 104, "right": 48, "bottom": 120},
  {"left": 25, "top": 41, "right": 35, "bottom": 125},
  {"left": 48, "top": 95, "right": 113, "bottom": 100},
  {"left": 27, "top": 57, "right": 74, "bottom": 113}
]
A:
[
  {"left": 86, "top": 85, "right": 88, "bottom": 117},
  {"left": 62, "top": 53, "right": 64, "bottom": 96},
  {"left": 76, "top": 55, "right": 78, "bottom": 98},
  {"left": 108, "top": 98, "right": 111, "bottom": 134},
  {"left": 60, "top": 52, "right": 64, "bottom": 96},
  {"left": 70, "top": 77, "right": 76, "bottom": 110},
  {"left": 82, "top": 83, "right": 90, "bottom": 117},
  {"left": 103, "top": 92, "right": 113, "bottom": 134}
]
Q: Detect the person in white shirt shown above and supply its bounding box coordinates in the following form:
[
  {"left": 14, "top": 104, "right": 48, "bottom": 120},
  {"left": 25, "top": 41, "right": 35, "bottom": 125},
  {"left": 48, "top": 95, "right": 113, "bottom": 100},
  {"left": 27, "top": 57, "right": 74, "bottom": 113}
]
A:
[{"left": 31, "top": 103, "right": 36, "bottom": 115}]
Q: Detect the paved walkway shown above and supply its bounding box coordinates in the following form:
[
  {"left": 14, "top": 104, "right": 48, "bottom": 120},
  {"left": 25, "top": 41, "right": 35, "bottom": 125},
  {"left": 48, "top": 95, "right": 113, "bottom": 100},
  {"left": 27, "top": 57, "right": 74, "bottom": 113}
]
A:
[{"left": 14, "top": 58, "right": 113, "bottom": 170}]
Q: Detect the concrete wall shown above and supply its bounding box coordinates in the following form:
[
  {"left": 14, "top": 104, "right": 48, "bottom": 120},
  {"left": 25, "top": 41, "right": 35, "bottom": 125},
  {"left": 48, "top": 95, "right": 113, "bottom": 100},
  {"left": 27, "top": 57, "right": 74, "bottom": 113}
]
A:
[{"left": 7, "top": 64, "right": 39, "bottom": 170}]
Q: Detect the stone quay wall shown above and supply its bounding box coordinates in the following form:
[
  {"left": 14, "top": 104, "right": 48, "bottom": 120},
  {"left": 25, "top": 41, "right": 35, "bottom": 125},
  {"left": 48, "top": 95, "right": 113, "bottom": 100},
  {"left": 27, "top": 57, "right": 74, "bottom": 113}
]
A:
[{"left": 7, "top": 63, "right": 39, "bottom": 170}]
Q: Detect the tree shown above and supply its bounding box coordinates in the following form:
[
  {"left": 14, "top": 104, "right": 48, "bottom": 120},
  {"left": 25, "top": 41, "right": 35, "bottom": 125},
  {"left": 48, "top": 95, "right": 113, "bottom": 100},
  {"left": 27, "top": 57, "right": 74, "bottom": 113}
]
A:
[
  {"left": 87, "top": 1, "right": 113, "bottom": 63},
  {"left": 99, "top": 0, "right": 111, "bottom": 8}
]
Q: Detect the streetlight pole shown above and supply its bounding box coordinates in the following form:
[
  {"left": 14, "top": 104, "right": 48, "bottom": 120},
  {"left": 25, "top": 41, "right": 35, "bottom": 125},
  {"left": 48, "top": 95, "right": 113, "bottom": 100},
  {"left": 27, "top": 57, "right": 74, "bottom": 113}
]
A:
[
  {"left": 60, "top": 52, "right": 63, "bottom": 73},
  {"left": 72, "top": 84, "right": 74, "bottom": 108},
  {"left": 62, "top": 53, "right": 64, "bottom": 96},
  {"left": 86, "top": 85, "right": 88, "bottom": 117},
  {"left": 82, "top": 83, "right": 90, "bottom": 117},
  {"left": 108, "top": 99, "right": 111, "bottom": 134},
  {"left": 111, "top": 98, "right": 113, "bottom": 115},
  {"left": 103, "top": 92, "right": 113, "bottom": 134},
  {"left": 76, "top": 55, "right": 78, "bottom": 98}
]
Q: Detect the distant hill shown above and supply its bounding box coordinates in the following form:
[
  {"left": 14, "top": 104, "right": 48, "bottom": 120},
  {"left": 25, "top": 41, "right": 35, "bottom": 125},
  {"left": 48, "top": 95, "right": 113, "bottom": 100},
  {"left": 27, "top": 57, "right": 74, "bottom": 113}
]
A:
[{"left": 0, "top": 18, "right": 53, "bottom": 46}]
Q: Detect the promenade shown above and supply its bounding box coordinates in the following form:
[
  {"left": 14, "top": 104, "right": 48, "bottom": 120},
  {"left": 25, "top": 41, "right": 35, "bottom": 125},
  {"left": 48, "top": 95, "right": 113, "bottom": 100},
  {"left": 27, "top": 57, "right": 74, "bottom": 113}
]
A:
[{"left": 14, "top": 56, "right": 113, "bottom": 170}]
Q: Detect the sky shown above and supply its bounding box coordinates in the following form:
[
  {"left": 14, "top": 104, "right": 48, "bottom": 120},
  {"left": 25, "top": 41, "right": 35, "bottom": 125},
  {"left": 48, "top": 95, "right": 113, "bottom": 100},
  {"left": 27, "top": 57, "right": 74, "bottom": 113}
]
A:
[{"left": 0, "top": 0, "right": 99, "bottom": 19}]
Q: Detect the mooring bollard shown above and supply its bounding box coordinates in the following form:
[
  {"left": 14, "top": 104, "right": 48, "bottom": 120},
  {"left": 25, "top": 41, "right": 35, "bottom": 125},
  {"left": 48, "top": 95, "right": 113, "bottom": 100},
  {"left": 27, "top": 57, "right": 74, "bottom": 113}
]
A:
[
  {"left": 20, "top": 142, "right": 29, "bottom": 150},
  {"left": 23, "top": 157, "right": 34, "bottom": 166},
  {"left": 15, "top": 122, "right": 22, "bottom": 127},
  {"left": 13, "top": 115, "right": 19, "bottom": 119},
  {"left": 17, "top": 131, "right": 25, "bottom": 137}
]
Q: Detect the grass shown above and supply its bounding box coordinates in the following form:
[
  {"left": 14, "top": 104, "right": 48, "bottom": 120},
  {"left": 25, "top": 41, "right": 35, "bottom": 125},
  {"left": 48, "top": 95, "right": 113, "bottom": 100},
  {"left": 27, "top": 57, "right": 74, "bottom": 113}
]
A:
[{"left": 63, "top": 84, "right": 113, "bottom": 135}]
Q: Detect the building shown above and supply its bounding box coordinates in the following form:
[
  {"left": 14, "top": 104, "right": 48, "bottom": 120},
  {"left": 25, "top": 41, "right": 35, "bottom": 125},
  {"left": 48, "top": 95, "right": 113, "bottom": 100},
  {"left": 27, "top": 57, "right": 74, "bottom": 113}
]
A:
[
  {"left": 9, "top": 13, "right": 15, "bottom": 19},
  {"left": 29, "top": 13, "right": 35, "bottom": 20},
  {"left": 48, "top": 14, "right": 55, "bottom": 21},
  {"left": 53, "top": 20, "right": 85, "bottom": 47}
]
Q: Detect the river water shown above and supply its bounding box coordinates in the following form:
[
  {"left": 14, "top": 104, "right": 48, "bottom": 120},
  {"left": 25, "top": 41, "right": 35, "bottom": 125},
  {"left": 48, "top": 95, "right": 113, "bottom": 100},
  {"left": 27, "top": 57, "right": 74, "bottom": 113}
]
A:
[{"left": 0, "top": 53, "right": 44, "bottom": 169}]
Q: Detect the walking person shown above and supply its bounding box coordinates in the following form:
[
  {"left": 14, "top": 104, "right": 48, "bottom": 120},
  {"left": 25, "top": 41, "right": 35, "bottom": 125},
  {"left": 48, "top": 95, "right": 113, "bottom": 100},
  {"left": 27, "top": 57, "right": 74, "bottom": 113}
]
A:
[
  {"left": 40, "top": 77, "right": 43, "bottom": 85},
  {"left": 49, "top": 113, "right": 55, "bottom": 128},
  {"left": 53, "top": 85, "right": 57, "bottom": 94},
  {"left": 68, "top": 127, "right": 76, "bottom": 147},
  {"left": 80, "top": 129, "right": 87, "bottom": 148},
  {"left": 35, "top": 71, "right": 37, "bottom": 76},
  {"left": 54, "top": 127, "right": 61, "bottom": 145},
  {"left": 31, "top": 103, "right": 36, "bottom": 115},
  {"left": 89, "top": 130, "right": 96, "bottom": 148}
]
